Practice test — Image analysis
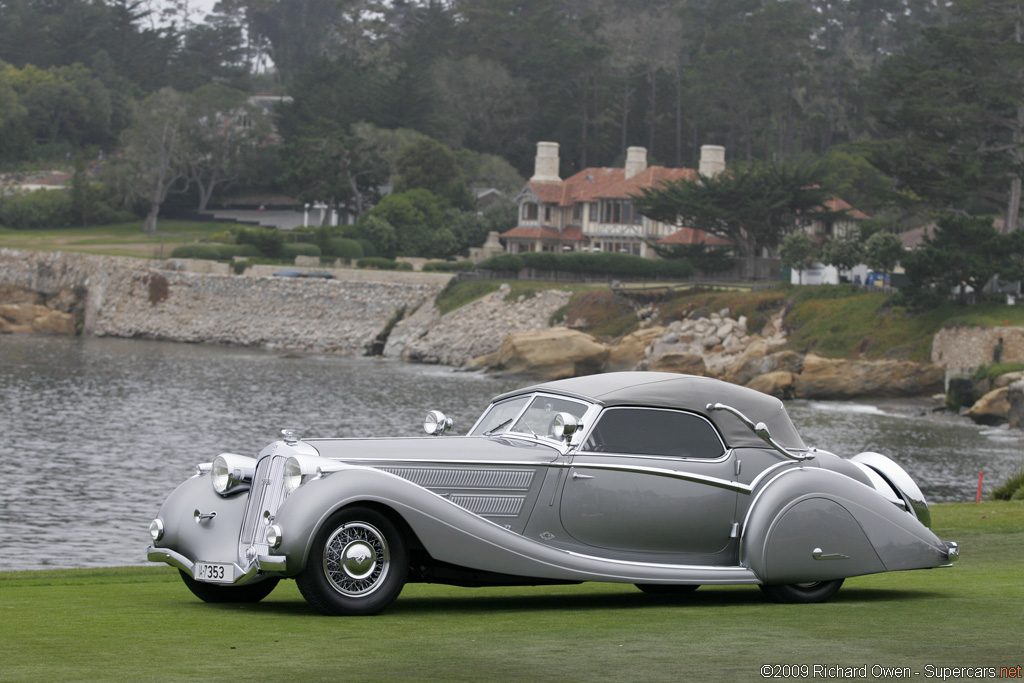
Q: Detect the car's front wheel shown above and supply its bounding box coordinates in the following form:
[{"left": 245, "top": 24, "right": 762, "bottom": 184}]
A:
[
  {"left": 296, "top": 506, "right": 408, "bottom": 616},
  {"left": 179, "top": 571, "right": 280, "bottom": 603},
  {"left": 759, "top": 579, "right": 844, "bottom": 604}
]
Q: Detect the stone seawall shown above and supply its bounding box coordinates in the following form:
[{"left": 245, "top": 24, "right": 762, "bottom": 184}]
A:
[{"left": 0, "top": 249, "right": 446, "bottom": 354}]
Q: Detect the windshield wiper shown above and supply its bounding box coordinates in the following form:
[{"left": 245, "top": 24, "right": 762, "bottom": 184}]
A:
[{"left": 483, "top": 418, "right": 513, "bottom": 436}]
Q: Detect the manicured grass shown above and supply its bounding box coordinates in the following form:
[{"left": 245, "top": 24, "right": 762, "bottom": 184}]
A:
[
  {"left": 0, "top": 221, "right": 241, "bottom": 258},
  {"left": 0, "top": 502, "right": 1020, "bottom": 682}
]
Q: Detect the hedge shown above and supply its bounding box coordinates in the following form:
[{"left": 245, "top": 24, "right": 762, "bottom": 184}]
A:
[
  {"left": 0, "top": 190, "right": 73, "bottom": 229},
  {"left": 477, "top": 252, "right": 694, "bottom": 279},
  {"left": 324, "top": 237, "right": 364, "bottom": 260},
  {"left": 282, "top": 242, "right": 322, "bottom": 258},
  {"left": 357, "top": 257, "right": 413, "bottom": 270},
  {"left": 170, "top": 243, "right": 262, "bottom": 260},
  {"left": 422, "top": 260, "right": 476, "bottom": 272},
  {"left": 235, "top": 227, "right": 283, "bottom": 258}
]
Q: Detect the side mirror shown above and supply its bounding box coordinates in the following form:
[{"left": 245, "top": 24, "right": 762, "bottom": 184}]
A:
[
  {"left": 549, "top": 412, "right": 580, "bottom": 441},
  {"left": 423, "top": 410, "right": 454, "bottom": 436}
]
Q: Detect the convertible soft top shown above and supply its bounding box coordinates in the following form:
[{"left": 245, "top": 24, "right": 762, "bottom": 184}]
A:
[{"left": 494, "top": 372, "right": 806, "bottom": 449}]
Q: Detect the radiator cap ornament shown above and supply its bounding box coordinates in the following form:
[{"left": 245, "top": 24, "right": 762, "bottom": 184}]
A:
[{"left": 280, "top": 428, "right": 301, "bottom": 445}]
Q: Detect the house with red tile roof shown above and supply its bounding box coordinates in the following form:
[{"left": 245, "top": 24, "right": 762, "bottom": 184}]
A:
[{"left": 501, "top": 142, "right": 730, "bottom": 258}]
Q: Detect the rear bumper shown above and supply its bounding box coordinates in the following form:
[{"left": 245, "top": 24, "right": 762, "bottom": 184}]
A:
[{"left": 147, "top": 546, "right": 288, "bottom": 584}]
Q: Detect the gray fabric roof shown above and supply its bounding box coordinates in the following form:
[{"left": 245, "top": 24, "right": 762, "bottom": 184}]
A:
[{"left": 494, "top": 372, "right": 806, "bottom": 449}]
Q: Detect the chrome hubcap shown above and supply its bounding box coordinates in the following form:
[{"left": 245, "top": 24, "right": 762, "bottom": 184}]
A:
[{"left": 323, "top": 522, "right": 389, "bottom": 597}]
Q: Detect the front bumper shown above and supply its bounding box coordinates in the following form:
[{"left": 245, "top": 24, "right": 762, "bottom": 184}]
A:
[{"left": 147, "top": 545, "right": 288, "bottom": 584}]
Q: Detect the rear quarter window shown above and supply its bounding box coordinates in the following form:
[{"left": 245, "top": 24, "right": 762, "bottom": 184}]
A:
[{"left": 583, "top": 407, "right": 725, "bottom": 459}]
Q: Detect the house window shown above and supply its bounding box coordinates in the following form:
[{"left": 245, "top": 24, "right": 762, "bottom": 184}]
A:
[
  {"left": 572, "top": 203, "right": 582, "bottom": 222},
  {"left": 589, "top": 203, "right": 598, "bottom": 222},
  {"left": 544, "top": 205, "right": 552, "bottom": 223},
  {"left": 522, "top": 203, "right": 538, "bottom": 221}
]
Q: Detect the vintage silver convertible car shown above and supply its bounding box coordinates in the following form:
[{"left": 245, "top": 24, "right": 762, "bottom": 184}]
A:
[{"left": 147, "top": 372, "right": 958, "bottom": 615}]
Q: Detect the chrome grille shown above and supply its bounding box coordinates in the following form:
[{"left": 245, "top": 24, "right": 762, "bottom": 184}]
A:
[
  {"left": 379, "top": 466, "right": 534, "bottom": 491},
  {"left": 238, "top": 455, "right": 286, "bottom": 550}
]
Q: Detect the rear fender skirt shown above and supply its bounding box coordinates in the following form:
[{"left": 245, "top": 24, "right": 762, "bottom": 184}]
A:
[{"left": 741, "top": 467, "right": 948, "bottom": 583}]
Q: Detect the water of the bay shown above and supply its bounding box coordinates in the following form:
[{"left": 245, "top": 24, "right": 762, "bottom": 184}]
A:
[{"left": 1, "top": 334, "right": 1021, "bottom": 570}]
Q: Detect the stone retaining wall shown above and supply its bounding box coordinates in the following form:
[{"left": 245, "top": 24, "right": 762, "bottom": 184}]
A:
[
  {"left": 0, "top": 249, "right": 445, "bottom": 354},
  {"left": 931, "top": 326, "right": 1024, "bottom": 374}
]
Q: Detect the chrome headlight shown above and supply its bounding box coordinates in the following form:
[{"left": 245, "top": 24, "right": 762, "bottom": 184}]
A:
[
  {"left": 283, "top": 457, "right": 303, "bottom": 495},
  {"left": 265, "top": 524, "right": 283, "bottom": 549},
  {"left": 149, "top": 518, "right": 164, "bottom": 542},
  {"left": 211, "top": 453, "right": 257, "bottom": 495}
]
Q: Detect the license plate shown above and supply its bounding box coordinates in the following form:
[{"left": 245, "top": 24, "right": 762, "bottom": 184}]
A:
[{"left": 194, "top": 562, "right": 233, "bottom": 583}]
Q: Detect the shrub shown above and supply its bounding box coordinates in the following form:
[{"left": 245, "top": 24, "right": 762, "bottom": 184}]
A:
[
  {"left": 357, "top": 257, "right": 413, "bottom": 270},
  {"left": 477, "top": 254, "right": 524, "bottom": 272},
  {"left": 991, "top": 470, "right": 1024, "bottom": 500},
  {"left": 422, "top": 260, "right": 475, "bottom": 272},
  {"left": 282, "top": 242, "right": 322, "bottom": 258},
  {"left": 356, "top": 238, "right": 378, "bottom": 258},
  {"left": 325, "top": 237, "right": 364, "bottom": 260},
  {"left": 235, "top": 227, "right": 284, "bottom": 258},
  {"left": 170, "top": 243, "right": 261, "bottom": 260},
  {"left": 0, "top": 189, "right": 74, "bottom": 229}
]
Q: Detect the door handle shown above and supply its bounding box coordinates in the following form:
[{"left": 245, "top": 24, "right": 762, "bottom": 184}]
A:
[
  {"left": 812, "top": 547, "right": 849, "bottom": 561},
  {"left": 571, "top": 471, "right": 593, "bottom": 480}
]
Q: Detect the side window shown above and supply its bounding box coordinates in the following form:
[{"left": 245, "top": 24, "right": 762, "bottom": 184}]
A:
[{"left": 583, "top": 408, "right": 724, "bottom": 459}]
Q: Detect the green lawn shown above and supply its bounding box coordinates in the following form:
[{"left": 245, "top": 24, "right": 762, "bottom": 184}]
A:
[
  {"left": 0, "top": 502, "right": 1020, "bottom": 682},
  {"left": 0, "top": 220, "right": 239, "bottom": 258}
]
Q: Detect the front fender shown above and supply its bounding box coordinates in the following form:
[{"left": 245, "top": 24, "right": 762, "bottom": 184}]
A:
[
  {"left": 741, "top": 467, "right": 949, "bottom": 584},
  {"left": 150, "top": 474, "right": 251, "bottom": 568}
]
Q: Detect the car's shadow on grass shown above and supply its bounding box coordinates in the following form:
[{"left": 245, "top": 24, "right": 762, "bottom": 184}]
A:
[{"left": 199, "top": 586, "right": 942, "bottom": 616}]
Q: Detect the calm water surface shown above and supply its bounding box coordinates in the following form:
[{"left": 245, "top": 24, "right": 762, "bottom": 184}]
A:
[{"left": 1, "top": 335, "right": 1021, "bottom": 570}]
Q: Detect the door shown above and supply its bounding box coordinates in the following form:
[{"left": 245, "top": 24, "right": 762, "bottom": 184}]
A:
[{"left": 559, "top": 407, "right": 739, "bottom": 560}]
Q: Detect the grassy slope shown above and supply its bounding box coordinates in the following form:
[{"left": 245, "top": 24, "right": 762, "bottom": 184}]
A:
[
  {"left": 0, "top": 221, "right": 239, "bottom": 258},
  {"left": 1, "top": 502, "right": 1020, "bottom": 682}
]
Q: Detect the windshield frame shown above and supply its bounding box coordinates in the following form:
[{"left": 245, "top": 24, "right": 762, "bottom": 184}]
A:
[{"left": 469, "top": 392, "right": 596, "bottom": 446}]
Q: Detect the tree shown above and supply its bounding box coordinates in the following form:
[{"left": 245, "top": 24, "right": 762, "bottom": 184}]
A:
[
  {"left": 820, "top": 236, "right": 864, "bottom": 280},
  {"left": 872, "top": 0, "right": 1024, "bottom": 230},
  {"left": 633, "top": 161, "right": 839, "bottom": 276},
  {"left": 393, "top": 138, "right": 472, "bottom": 210},
  {"left": 361, "top": 189, "right": 455, "bottom": 258},
  {"left": 118, "top": 87, "right": 190, "bottom": 234},
  {"left": 183, "top": 85, "right": 268, "bottom": 212},
  {"left": 780, "top": 232, "right": 818, "bottom": 285},
  {"left": 864, "top": 231, "right": 904, "bottom": 276},
  {"left": 902, "top": 214, "right": 1020, "bottom": 303}
]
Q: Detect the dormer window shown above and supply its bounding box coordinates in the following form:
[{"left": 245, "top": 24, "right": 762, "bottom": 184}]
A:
[{"left": 522, "top": 202, "right": 539, "bottom": 221}]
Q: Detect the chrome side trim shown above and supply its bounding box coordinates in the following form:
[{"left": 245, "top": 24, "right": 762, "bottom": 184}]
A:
[
  {"left": 344, "top": 458, "right": 752, "bottom": 494},
  {"left": 566, "top": 461, "right": 752, "bottom": 493}
]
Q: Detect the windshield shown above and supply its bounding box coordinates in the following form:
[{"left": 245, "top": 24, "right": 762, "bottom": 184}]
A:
[{"left": 470, "top": 394, "right": 590, "bottom": 439}]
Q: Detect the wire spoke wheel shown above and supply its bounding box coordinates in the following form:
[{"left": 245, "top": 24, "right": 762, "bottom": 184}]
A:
[
  {"left": 296, "top": 506, "right": 408, "bottom": 616},
  {"left": 323, "top": 522, "right": 390, "bottom": 597}
]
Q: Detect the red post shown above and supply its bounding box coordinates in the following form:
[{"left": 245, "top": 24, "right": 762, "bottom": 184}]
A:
[{"left": 976, "top": 471, "right": 984, "bottom": 503}]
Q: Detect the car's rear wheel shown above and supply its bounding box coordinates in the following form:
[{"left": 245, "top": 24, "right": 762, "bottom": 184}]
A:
[
  {"left": 759, "top": 579, "right": 844, "bottom": 604},
  {"left": 296, "top": 506, "right": 408, "bottom": 616},
  {"left": 179, "top": 571, "right": 280, "bottom": 603},
  {"left": 635, "top": 584, "right": 700, "bottom": 596}
]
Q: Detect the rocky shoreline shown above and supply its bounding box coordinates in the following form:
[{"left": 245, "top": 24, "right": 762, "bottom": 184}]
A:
[{"left": 0, "top": 248, "right": 980, "bottom": 405}]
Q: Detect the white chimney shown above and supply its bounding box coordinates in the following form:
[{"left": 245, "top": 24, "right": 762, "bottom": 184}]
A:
[
  {"left": 531, "top": 141, "right": 561, "bottom": 182},
  {"left": 699, "top": 145, "right": 726, "bottom": 177},
  {"left": 625, "top": 146, "right": 647, "bottom": 179}
]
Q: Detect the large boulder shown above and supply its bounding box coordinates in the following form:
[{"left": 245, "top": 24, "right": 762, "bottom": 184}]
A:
[
  {"left": 605, "top": 326, "right": 665, "bottom": 371},
  {"left": 966, "top": 387, "right": 1010, "bottom": 425},
  {"left": 794, "top": 354, "right": 944, "bottom": 399},
  {"left": 746, "top": 371, "right": 797, "bottom": 399},
  {"left": 648, "top": 352, "right": 707, "bottom": 375},
  {"left": 474, "top": 328, "right": 609, "bottom": 380},
  {"left": 723, "top": 346, "right": 803, "bottom": 386},
  {"left": 1007, "top": 380, "right": 1024, "bottom": 429}
]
